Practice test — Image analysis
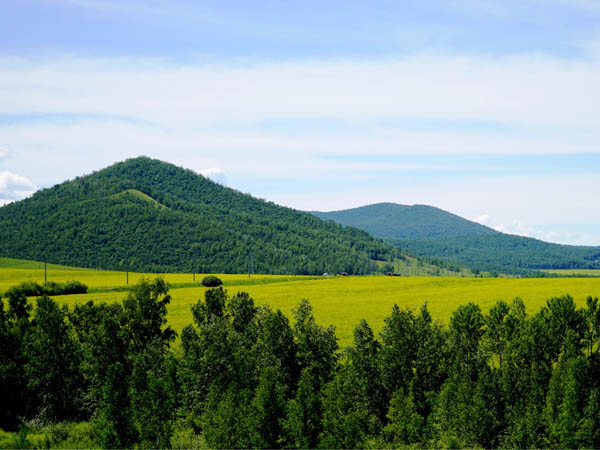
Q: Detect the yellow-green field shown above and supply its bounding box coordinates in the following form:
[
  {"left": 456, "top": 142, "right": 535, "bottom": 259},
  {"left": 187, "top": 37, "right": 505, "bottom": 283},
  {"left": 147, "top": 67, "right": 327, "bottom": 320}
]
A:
[
  {"left": 3, "top": 257, "right": 600, "bottom": 346},
  {"left": 544, "top": 268, "right": 600, "bottom": 276}
]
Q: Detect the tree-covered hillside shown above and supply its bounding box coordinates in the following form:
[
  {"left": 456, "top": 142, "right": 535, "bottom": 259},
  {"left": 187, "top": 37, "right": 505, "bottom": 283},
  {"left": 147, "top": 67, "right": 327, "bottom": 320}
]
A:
[
  {"left": 396, "top": 234, "right": 600, "bottom": 272},
  {"left": 0, "top": 157, "right": 395, "bottom": 274},
  {"left": 312, "top": 203, "right": 496, "bottom": 240},
  {"left": 313, "top": 203, "right": 600, "bottom": 272}
]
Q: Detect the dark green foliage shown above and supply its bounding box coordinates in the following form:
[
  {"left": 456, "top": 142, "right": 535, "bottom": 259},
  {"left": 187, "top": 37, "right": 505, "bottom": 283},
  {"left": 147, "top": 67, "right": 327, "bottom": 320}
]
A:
[
  {"left": 250, "top": 367, "right": 286, "bottom": 448},
  {"left": 283, "top": 369, "right": 322, "bottom": 449},
  {"left": 384, "top": 389, "right": 424, "bottom": 445},
  {"left": 24, "top": 295, "right": 83, "bottom": 423},
  {"left": 201, "top": 275, "right": 222, "bottom": 287},
  {"left": 3, "top": 280, "right": 88, "bottom": 299},
  {"left": 122, "top": 277, "right": 176, "bottom": 353},
  {"left": 0, "top": 294, "right": 30, "bottom": 430},
  {"left": 292, "top": 299, "right": 339, "bottom": 390},
  {"left": 319, "top": 366, "right": 370, "bottom": 449},
  {"left": 0, "top": 156, "right": 395, "bottom": 274},
  {"left": 96, "top": 362, "right": 135, "bottom": 449}
]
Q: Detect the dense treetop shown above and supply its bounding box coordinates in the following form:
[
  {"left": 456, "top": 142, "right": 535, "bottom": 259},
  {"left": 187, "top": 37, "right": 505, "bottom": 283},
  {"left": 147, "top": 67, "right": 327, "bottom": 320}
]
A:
[{"left": 0, "top": 157, "right": 395, "bottom": 274}]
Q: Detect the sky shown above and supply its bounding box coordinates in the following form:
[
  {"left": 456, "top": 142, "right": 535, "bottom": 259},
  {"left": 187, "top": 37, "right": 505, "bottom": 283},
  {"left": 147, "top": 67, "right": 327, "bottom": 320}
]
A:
[{"left": 1, "top": 0, "right": 600, "bottom": 245}]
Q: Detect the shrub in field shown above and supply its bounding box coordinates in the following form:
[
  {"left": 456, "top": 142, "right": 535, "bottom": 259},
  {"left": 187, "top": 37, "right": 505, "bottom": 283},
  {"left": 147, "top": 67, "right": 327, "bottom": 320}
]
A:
[
  {"left": 201, "top": 276, "right": 223, "bottom": 287},
  {"left": 4, "top": 280, "right": 88, "bottom": 298}
]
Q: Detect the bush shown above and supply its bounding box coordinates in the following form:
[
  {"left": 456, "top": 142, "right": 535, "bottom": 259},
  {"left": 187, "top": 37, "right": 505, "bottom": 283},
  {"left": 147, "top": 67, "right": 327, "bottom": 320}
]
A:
[
  {"left": 201, "top": 276, "right": 223, "bottom": 287},
  {"left": 4, "top": 280, "right": 88, "bottom": 298},
  {"left": 59, "top": 280, "right": 88, "bottom": 295}
]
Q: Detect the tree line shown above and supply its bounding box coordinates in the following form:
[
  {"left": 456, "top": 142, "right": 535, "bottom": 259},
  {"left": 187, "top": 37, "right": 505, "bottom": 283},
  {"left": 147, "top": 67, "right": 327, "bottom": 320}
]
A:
[{"left": 1, "top": 278, "right": 600, "bottom": 448}]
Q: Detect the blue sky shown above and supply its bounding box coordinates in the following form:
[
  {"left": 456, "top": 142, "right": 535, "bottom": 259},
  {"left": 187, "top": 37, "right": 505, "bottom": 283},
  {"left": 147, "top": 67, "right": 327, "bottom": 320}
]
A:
[{"left": 1, "top": 0, "right": 600, "bottom": 245}]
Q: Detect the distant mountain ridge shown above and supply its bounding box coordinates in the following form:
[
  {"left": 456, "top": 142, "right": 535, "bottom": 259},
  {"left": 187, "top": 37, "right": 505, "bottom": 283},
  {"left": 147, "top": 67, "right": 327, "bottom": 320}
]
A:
[
  {"left": 311, "top": 203, "right": 600, "bottom": 272},
  {"left": 0, "top": 157, "right": 396, "bottom": 274},
  {"left": 312, "top": 203, "right": 496, "bottom": 240}
]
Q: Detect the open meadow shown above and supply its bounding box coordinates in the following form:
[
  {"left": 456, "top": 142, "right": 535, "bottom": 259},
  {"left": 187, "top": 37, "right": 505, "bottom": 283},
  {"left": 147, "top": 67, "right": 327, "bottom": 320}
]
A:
[
  {"left": 544, "top": 268, "right": 600, "bottom": 276},
  {"left": 3, "top": 257, "right": 600, "bottom": 346}
]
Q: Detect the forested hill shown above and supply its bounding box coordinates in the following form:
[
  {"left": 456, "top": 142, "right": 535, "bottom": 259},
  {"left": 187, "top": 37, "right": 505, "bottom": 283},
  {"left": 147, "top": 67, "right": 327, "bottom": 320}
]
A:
[
  {"left": 0, "top": 157, "right": 395, "bottom": 274},
  {"left": 312, "top": 203, "right": 496, "bottom": 240},
  {"left": 397, "top": 234, "right": 600, "bottom": 272},
  {"left": 313, "top": 203, "right": 600, "bottom": 272}
]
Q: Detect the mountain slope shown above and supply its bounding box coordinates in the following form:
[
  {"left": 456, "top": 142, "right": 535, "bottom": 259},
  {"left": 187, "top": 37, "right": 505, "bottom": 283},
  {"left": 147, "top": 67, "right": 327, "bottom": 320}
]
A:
[
  {"left": 396, "top": 234, "right": 600, "bottom": 272},
  {"left": 312, "top": 203, "right": 496, "bottom": 240},
  {"left": 0, "top": 157, "right": 395, "bottom": 274},
  {"left": 312, "top": 203, "right": 600, "bottom": 272}
]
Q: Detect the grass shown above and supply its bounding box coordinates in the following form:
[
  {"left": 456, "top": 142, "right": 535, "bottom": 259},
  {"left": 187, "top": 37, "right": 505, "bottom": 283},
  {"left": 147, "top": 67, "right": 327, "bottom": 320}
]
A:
[
  {"left": 4, "top": 257, "right": 600, "bottom": 347},
  {"left": 544, "top": 269, "right": 600, "bottom": 276}
]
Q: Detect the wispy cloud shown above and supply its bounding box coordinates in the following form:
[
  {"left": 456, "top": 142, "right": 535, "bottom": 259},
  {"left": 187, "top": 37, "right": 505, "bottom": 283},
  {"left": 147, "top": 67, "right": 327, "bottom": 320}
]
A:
[
  {"left": 2, "top": 53, "right": 600, "bottom": 128},
  {"left": 0, "top": 171, "right": 36, "bottom": 203},
  {"left": 197, "top": 168, "right": 228, "bottom": 186}
]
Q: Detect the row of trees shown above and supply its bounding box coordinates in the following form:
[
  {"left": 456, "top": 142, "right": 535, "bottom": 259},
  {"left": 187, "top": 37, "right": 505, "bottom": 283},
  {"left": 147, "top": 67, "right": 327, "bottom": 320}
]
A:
[{"left": 2, "top": 278, "right": 600, "bottom": 448}]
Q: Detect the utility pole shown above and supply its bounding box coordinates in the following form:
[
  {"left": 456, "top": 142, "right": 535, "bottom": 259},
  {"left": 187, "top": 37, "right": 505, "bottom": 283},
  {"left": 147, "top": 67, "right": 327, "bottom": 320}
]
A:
[
  {"left": 193, "top": 263, "right": 195, "bottom": 281},
  {"left": 248, "top": 251, "right": 254, "bottom": 278},
  {"left": 126, "top": 268, "right": 129, "bottom": 285},
  {"left": 44, "top": 260, "right": 47, "bottom": 284}
]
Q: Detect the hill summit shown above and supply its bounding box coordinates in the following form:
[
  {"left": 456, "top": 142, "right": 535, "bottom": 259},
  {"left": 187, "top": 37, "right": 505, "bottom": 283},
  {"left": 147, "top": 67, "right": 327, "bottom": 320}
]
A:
[
  {"left": 312, "top": 203, "right": 496, "bottom": 240},
  {"left": 0, "top": 157, "right": 395, "bottom": 274}
]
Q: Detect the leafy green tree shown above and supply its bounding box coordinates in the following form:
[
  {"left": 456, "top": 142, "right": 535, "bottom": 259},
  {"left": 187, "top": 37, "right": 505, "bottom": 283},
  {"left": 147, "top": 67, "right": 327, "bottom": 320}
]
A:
[
  {"left": 24, "top": 295, "right": 83, "bottom": 422},
  {"left": 448, "top": 302, "right": 485, "bottom": 378},
  {"left": 96, "top": 362, "right": 136, "bottom": 449},
  {"left": 255, "top": 307, "right": 299, "bottom": 395},
  {"left": 123, "top": 277, "right": 176, "bottom": 353},
  {"left": 379, "top": 305, "right": 417, "bottom": 396},
  {"left": 583, "top": 296, "right": 600, "bottom": 356},
  {"left": 384, "top": 389, "right": 424, "bottom": 445},
  {"left": 283, "top": 368, "right": 322, "bottom": 449},
  {"left": 0, "top": 293, "right": 31, "bottom": 430},
  {"left": 202, "top": 387, "right": 254, "bottom": 448},
  {"left": 576, "top": 388, "right": 600, "bottom": 447},
  {"left": 293, "top": 299, "right": 338, "bottom": 390},
  {"left": 250, "top": 366, "right": 286, "bottom": 448},
  {"left": 545, "top": 354, "right": 590, "bottom": 448},
  {"left": 69, "top": 301, "right": 128, "bottom": 415},
  {"left": 129, "top": 340, "right": 176, "bottom": 449},
  {"left": 348, "top": 319, "right": 386, "bottom": 424},
  {"left": 319, "top": 366, "right": 370, "bottom": 449}
]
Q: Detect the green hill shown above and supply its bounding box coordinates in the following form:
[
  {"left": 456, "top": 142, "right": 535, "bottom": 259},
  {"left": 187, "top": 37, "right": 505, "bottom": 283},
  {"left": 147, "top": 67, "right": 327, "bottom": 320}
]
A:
[
  {"left": 312, "top": 203, "right": 495, "bottom": 240},
  {"left": 0, "top": 157, "right": 396, "bottom": 274},
  {"left": 312, "top": 203, "right": 600, "bottom": 272}
]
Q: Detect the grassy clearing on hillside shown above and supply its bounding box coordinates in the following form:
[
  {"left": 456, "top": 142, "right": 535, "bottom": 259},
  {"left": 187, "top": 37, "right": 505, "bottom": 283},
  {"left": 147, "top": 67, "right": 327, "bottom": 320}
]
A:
[{"left": 4, "top": 258, "right": 600, "bottom": 346}]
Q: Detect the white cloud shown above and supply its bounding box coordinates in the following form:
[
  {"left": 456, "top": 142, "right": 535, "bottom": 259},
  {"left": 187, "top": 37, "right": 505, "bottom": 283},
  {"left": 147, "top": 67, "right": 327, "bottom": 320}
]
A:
[
  {"left": 197, "top": 168, "right": 228, "bottom": 186},
  {"left": 0, "top": 171, "right": 37, "bottom": 202},
  {"left": 472, "top": 214, "right": 491, "bottom": 225}
]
